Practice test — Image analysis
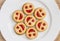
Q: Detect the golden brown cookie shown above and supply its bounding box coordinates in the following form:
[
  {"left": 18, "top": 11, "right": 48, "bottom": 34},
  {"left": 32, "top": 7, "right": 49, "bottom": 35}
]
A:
[
  {"left": 24, "top": 15, "right": 36, "bottom": 27},
  {"left": 26, "top": 27, "right": 38, "bottom": 39},
  {"left": 14, "top": 23, "right": 26, "bottom": 35},
  {"left": 34, "top": 8, "right": 46, "bottom": 20},
  {"left": 36, "top": 20, "right": 48, "bottom": 32},
  {"left": 12, "top": 10, "right": 24, "bottom": 23},
  {"left": 23, "top": 3, "right": 34, "bottom": 15}
]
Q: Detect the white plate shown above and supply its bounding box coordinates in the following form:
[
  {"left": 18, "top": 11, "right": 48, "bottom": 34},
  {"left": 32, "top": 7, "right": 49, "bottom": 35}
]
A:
[{"left": 0, "top": 0, "right": 60, "bottom": 41}]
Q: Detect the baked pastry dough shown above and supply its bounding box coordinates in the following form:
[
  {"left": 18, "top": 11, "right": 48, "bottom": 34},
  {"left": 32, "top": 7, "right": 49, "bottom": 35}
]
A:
[
  {"left": 14, "top": 23, "right": 26, "bottom": 35},
  {"left": 24, "top": 15, "right": 36, "bottom": 27},
  {"left": 36, "top": 20, "right": 48, "bottom": 32},
  {"left": 34, "top": 8, "right": 46, "bottom": 20},
  {"left": 26, "top": 27, "right": 38, "bottom": 39},
  {"left": 23, "top": 3, "right": 34, "bottom": 15},
  {"left": 12, "top": 10, "right": 24, "bottom": 22}
]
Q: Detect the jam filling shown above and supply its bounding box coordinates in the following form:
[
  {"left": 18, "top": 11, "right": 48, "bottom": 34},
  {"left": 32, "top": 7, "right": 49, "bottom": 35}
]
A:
[
  {"left": 19, "top": 13, "right": 23, "bottom": 20},
  {"left": 36, "top": 11, "right": 42, "bottom": 17},
  {"left": 28, "top": 29, "right": 35, "bottom": 33},
  {"left": 26, "top": 9, "right": 32, "bottom": 13},
  {"left": 26, "top": 17, "right": 32, "bottom": 22},
  {"left": 37, "top": 22, "right": 42, "bottom": 28},
  {"left": 19, "top": 24, "right": 24, "bottom": 30}
]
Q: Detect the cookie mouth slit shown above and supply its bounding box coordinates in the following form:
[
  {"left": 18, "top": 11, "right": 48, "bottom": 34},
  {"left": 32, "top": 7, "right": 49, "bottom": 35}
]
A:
[
  {"left": 26, "top": 9, "right": 32, "bottom": 13},
  {"left": 28, "top": 29, "right": 35, "bottom": 33},
  {"left": 36, "top": 12, "right": 42, "bottom": 17}
]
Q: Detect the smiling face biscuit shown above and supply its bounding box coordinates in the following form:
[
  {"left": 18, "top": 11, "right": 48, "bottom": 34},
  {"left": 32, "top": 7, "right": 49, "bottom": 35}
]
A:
[
  {"left": 12, "top": 10, "right": 24, "bottom": 23},
  {"left": 26, "top": 27, "right": 38, "bottom": 39},
  {"left": 23, "top": 3, "right": 34, "bottom": 15},
  {"left": 12, "top": 2, "right": 48, "bottom": 39},
  {"left": 34, "top": 8, "right": 46, "bottom": 20},
  {"left": 36, "top": 20, "right": 48, "bottom": 32},
  {"left": 14, "top": 23, "right": 26, "bottom": 35},
  {"left": 24, "top": 15, "right": 36, "bottom": 27}
]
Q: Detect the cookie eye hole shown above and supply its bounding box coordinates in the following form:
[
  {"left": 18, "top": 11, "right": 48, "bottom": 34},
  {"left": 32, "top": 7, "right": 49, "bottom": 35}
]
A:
[
  {"left": 16, "top": 13, "right": 18, "bottom": 15},
  {"left": 39, "top": 9, "right": 42, "bottom": 12},
  {"left": 32, "top": 19, "right": 34, "bottom": 22},
  {"left": 42, "top": 13, "right": 45, "bottom": 16},
  {"left": 41, "top": 27, "right": 44, "bottom": 30},
  {"left": 43, "top": 23, "right": 46, "bottom": 26},
  {"left": 33, "top": 33, "right": 35, "bottom": 36},
  {"left": 16, "top": 26, "right": 19, "bottom": 29},
  {"left": 15, "top": 17, "right": 18, "bottom": 20},
  {"left": 19, "top": 30, "right": 22, "bottom": 32},
  {"left": 29, "top": 5, "right": 32, "bottom": 8},
  {"left": 29, "top": 22, "right": 31, "bottom": 25},
  {"left": 25, "top": 6, "right": 28, "bottom": 9},
  {"left": 29, "top": 34, "right": 31, "bottom": 37}
]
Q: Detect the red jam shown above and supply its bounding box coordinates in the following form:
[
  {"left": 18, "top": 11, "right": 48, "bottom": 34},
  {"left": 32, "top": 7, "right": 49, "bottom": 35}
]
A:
[
  {"left": 36, "top": 11, "right": 42, "bottom": 17},
  {"left": 19, "top": 13, "right": 23, "bottom": 20},
  {"left": 28, "top": 29, "right": 35, "bottom": 33},
  {"left": 26, "top": 9, "right": 32, "bottom": 13},
  {"left": 19, "top": 24, "right": 24, "bottom": 30},
  {"left": 27, "top": 17, "right": 32, "bottom": 22},
  {"left": 37, "top": 22, "right": 42, "bottom": 28}
]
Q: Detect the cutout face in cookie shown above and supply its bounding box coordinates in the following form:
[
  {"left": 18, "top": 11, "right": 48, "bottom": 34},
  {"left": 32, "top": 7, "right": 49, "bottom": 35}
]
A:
[
  {"left": 23, "top": 3, "right": 34, "bottom": 15},
  {"left": 34, "top": 8, "right": 46, "bottom": 19},
  {"left": 13, "top": 10, "right": 24, "bottom": 22},
  {"left": 36, "top": 20, "right": 48, "bottom": 32},
  {"left": 25, "top": 15, "right": 36, "bottom": 27},
  {"left": 14, "top": 23, "right": 26, "bottom": 35},
  {"left": 26, "top": 27, "right": 38, "bottom": 39}
]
